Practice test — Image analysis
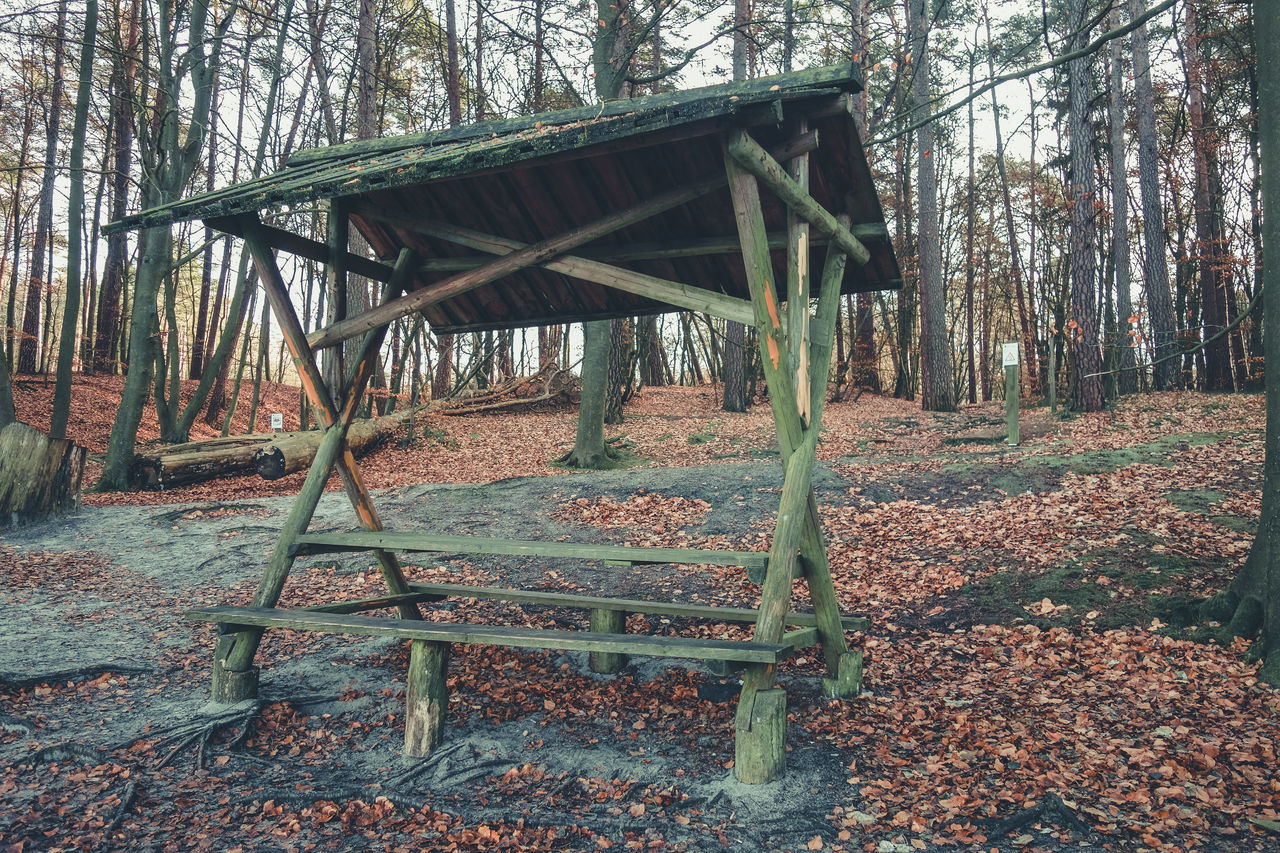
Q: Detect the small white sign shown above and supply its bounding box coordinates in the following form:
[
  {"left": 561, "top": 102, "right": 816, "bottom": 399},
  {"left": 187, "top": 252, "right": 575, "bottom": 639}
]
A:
[
  {"left": 1002, "top": 342, "right": 1020, "bottom": 367},
  {"left": 270, "top": 412, "right": 284, "bottom": 431}
]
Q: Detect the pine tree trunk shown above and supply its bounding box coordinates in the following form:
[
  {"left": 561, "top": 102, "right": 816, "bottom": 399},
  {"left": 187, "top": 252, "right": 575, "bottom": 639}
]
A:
[
  {"left": 1067, "top": 0, "right": 1103, "bottom": 412},
  {"left": 1184, "top": 0, "right": 1232, "bottom": 391},
  {"left": 909, "top": 0, "right": 953, "bottom": 412},
  {"left": 1108, "top": 12, "right": 1139, "bottom": 396},
  {"left": 1203, "top": 0, "right": 1279, "bottom": 683},
  {"left": 94, "top": 0, "right": 139, "bottom": 375},
  {"left": 1129, "top": 0, "right": 1179, "bottom": 390}
]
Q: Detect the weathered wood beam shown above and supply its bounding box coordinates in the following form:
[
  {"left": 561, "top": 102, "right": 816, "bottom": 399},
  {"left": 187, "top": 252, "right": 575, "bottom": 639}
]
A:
[
  {"left": 307, "top": 173, "right": 733, "bottom": 350},
  {"left": 411, "top": 224, "right": 889, "bottom": 271},
  {"left": 726, "top": 128, "right": 871, "bottom": 267},
  {"left": 405, "top": 640, "right": 449, "bottom": 756},
  {"left": 217, "top": 221, "right": 419, "bottom": 688},
  {"left": 357, "top": 211, "right": 755, "bottom": 327},
  {"left": 402, "top": 581, "right": 870, "bottom": 630},
  {"left": 786, "top": 117, "right": 812, "bottom": 428},
  {"left": 306, "top": 132, "right": 823, "bottom": 350},
  {"left": 204, "top": 214, "right": 394, "bottom": 284}
]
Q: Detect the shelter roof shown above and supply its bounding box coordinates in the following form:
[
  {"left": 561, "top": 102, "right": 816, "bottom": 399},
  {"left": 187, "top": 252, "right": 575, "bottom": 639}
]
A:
[{"left": 110, "top": 63, "right": 901, "bottom": 334}]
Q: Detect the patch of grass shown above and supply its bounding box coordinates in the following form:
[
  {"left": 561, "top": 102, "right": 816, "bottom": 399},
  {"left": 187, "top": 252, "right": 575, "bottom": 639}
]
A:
[
  {"left": 940, "top": 433, "right": 1007, "bottom": 446},
  {"left": 940, "top": 431, "right": 1232, "bottom": 496},
  {"left": 655, "top": 432, "right": 672, "bottom": 443},
  {"left": 688, "top": 429, "right": 717, "bottom": 445},
  {"left": 965, "top": 533, "right": 1199, "bottom": 632},
  {"left": 1165, "top": 488, "right": 1254, "bottom": 535}
]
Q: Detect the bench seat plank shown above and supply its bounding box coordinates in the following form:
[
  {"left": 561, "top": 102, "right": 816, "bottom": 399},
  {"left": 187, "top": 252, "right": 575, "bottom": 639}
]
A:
[
  {"left": 290, "top": 531, "right": 769, "bottom": 569},
  {"left": 406, "top": 581, "right": 869, "bottom": 631},
  {"left": 186, "top": 605, "right": 792, "bottom": 663}
]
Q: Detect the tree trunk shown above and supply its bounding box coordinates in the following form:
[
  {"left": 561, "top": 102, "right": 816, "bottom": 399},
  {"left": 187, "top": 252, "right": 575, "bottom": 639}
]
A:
[
  {"left": 95, "top": 0, "right": 139, "bottom": 375},
  {"left": 1129, "top": 0, "right": 1179, "bottom": 390},
  {"left": 1067, "top": 0, "right": 1103, "bottom": 412},
  {"left": 563, "top": 321, "right": 613, "bottom": 468},
  {"left": 1184, "top": 0, "right": 1232, "bottom": 391},
  {"left": 1202, "top": 0, "right": 1280, "bottom": 684},
  {"left": 19, "top": 0, "right": 67, "bottom": 375},
  {"left": 909, "top": 0, "right": 954, "bottom": 412},
  {"left": 0, "top": 422, "right": 86, "bottom": 525},
  {"left": 51, "top": 0, "right": 97, "bottom": 440},
  {"left": 722, "top": 0, "right": 750, "bottom": 412},
  {"left": 1108, "top": 11, "right": 1139, "bottom": 396}
]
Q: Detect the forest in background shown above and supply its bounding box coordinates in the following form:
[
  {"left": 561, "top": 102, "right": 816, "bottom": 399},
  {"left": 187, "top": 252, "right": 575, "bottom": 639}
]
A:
[{"left": 0, "top": 0, "right": 1262, "bottom": 479}]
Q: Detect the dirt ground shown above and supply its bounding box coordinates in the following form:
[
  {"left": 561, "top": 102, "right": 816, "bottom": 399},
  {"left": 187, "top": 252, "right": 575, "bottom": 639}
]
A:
[{"left": 2, "top": 386, "right": 1278, "bottom": 852}]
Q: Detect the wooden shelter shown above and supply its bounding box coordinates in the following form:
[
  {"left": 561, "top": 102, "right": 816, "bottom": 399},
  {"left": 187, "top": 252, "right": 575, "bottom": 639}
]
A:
[{"left": 109, "top": 62, "right": 901, "bottom": 783}]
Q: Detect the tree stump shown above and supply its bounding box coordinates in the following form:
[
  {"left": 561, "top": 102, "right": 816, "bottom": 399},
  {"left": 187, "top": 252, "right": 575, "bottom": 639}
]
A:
[{"left": 0, "top": 422, "right": 87, "bottom": 526}]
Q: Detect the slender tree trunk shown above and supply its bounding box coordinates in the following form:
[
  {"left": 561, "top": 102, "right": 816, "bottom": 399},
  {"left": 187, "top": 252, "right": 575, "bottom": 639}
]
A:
[
  {"left": 7, "top": 89, "right": 34, "bottom": 371},
  {"left": 1067, "top": 0, "right": 1103, "bottom": 412},
  {"left": 51, "top": 0, "right": 97, "bottom": 440},
  {"left": 191, "top": 68, "right": 220, "bottom": 380},
  {"left": 1130, "top": 0, "right": 1179, "bottom": 390},
  {"left": 19, "top": 0, "right": 67, "bottom": 375},
  {"left": 965, "top": 50, "right": 977, "bottom": 405},
  {"left": 94, "top": 0, "right": 139, "bottom": 375},
  {"left": 909, "top": 0, "right": 954, "bottom": 412},
  {"left": 984, "top": 9, "right": 1037, "bottom": 395},
  {"left": 1108, "top": 11, "right": 1138, "bottom": 396},
  {"left": 1184, "top": 0, "right": 1232, "bottom": 391}
]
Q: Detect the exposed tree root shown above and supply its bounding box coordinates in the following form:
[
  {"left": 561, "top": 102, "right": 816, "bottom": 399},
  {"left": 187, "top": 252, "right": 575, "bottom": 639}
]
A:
[
  {"left": 0, "top": 713, "right": 35, "bottom": 735},
  {"left": 105, "top": 780, "right": 139, "bottom": 832},
  {"left": 0, "top": 664, "right": 151, "bottom": 691},
  {"left": 985, "top": 792, "right": 1096, "bottom": 839},
  {"left": 27, "top": 742, "right": 106, "bottom": 765},
  {"left": 114, "top": 700, "right": 263, "bottom": 770}
]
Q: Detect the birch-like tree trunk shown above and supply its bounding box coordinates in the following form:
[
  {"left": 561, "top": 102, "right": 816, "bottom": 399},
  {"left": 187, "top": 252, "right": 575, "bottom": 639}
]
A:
[
  {"left": 19, "top": 0, "right": 67, "bottom": 375},
  {"left": 1107, "top": 10, "right": 1138, "bottom": 396}
]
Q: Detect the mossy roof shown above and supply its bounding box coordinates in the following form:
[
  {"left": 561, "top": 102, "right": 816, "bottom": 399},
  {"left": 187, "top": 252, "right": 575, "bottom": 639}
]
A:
[{"left": 108, "top": 63, "right": 902, "bottom": 333}]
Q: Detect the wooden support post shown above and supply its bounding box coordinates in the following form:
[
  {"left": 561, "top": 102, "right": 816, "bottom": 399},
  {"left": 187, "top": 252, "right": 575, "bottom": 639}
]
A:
[
  {"left": 734, "top": 687, "right": 787, "bottom": 784},
  {"left": 588, "top": 608, "right": 627, "bottom": 674},
  {"left": 726, "top": 129, "right": 871, "bottom": 266},
  {"left": 405, "top": 640, "right": 449, "bottom": 757},
  {"left": 787, "top": 118, "right": 812, "bottom": 428},
  {"left": 324, "top": 199, "right": 349, "bottom": 398},
  {"left": 214, "top": 220, "right": 420, "bottom": 699}
]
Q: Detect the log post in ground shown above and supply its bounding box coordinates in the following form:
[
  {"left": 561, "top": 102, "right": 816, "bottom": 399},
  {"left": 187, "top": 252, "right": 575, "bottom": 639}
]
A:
[
  {"left": 405, "top": 640, "right": 450, "bottom": 757},
  {"left": 588, "top": 608, "right": 627, "bottom": 674},
  {"left": 0, "top": 422, "right": 87, "bottom": 526}
]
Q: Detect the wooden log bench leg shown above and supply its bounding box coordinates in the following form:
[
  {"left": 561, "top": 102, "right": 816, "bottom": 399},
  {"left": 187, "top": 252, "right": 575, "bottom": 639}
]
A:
[
  {"left": 405, "top": 640, "right": 450, "bottom": 757},
  {"left": 734, "top": 684, "right": 787, "bottom": 784},
  {"left": 588, "top": 608, "right": 627, "bottom": 674},
  {"left": 822, "top": 651, "right": 863, "bottom": 699}
]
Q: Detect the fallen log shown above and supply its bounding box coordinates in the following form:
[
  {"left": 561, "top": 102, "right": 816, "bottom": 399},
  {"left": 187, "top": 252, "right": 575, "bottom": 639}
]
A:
[
  {"left": 0, "top": 422, "right": 86, "bottom": 526},
  {"left": 440, "top": 366, "right": 580, "bottom": 416},
  {"left": 130, "top": 432, "right": 311, "bottom": 490},
  {"left": 255, "top": 407, "right": 420, "bottom": 480}
]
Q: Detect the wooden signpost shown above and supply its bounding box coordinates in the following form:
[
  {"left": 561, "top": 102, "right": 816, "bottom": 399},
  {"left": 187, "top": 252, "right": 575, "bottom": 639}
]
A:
[{"left": 1004, "top": 342, "right": 1020, "bottom": 446}]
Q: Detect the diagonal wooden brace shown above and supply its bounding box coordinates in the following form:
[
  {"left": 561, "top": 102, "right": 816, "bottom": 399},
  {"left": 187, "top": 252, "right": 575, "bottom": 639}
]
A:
[{"left": 215, "top": 218, "right": 422, "bottom": 695}]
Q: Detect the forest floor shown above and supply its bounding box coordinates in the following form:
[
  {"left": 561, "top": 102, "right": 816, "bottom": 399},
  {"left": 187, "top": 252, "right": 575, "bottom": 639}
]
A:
[{"left": 2, "top": 377, "right": 1278, "bottom": 852}]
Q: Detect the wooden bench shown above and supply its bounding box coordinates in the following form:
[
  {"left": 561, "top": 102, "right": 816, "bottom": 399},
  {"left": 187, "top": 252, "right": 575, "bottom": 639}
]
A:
[{"left": 186, "top": 601, "right": 810, "bottom": 756}]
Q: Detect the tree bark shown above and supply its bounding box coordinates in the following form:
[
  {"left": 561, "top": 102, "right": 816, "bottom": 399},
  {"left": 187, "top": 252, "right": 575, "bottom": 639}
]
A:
[
  {"left": 909, "top": 0, "right": 954, "bottom": 412},
  {"left": 19, "top": 0, "right": 67, "bottom": 375},
  {"left": 1107, "top": 11, "right": 1139, "bottom": 396},
  {"left": 1202, "top": 0, "right": 1280, "bottom": 684},
  {"left": 1129, "top": 0, "right": 1179, "bottom": 390},
  {"left": 51, "top": 0, "right": 97, "bottom": 440},
  {"left": 1067, "top": 0, "right": 1103, "bottom": 412}
]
